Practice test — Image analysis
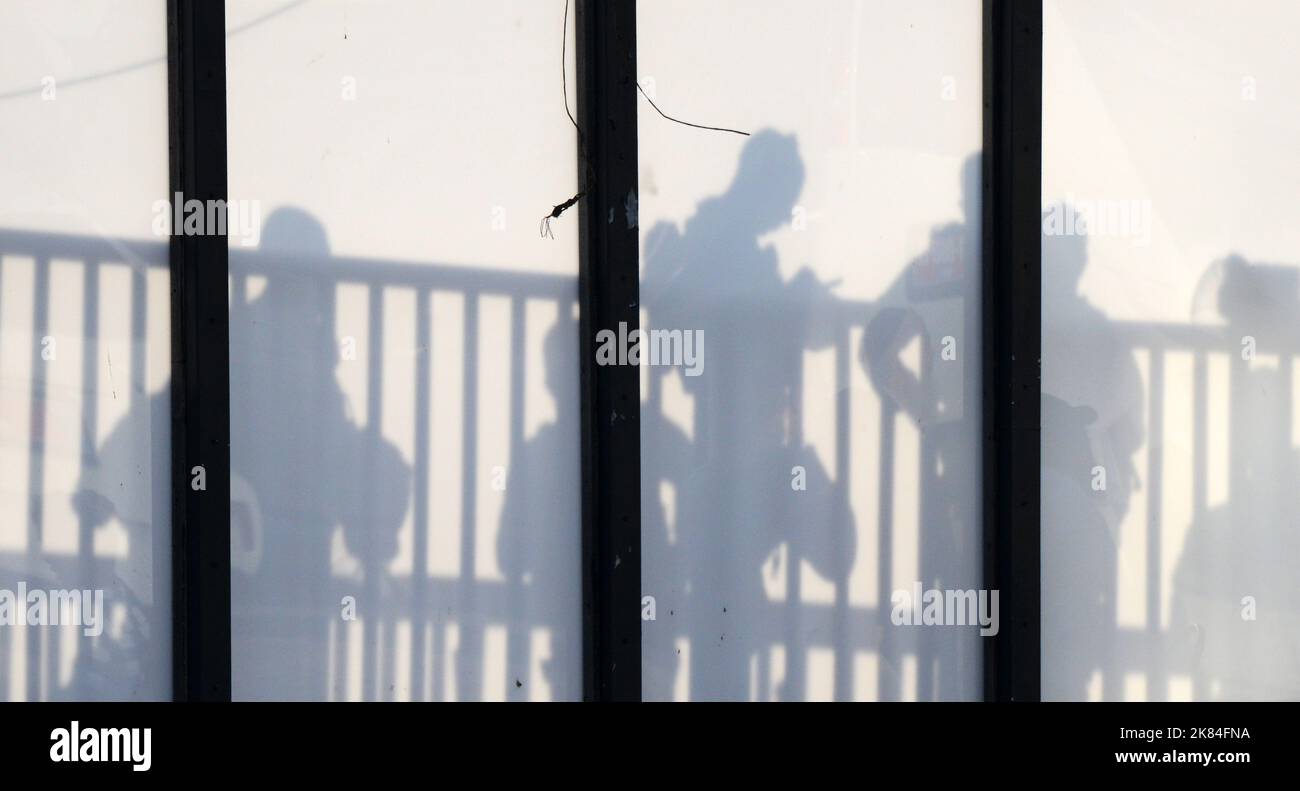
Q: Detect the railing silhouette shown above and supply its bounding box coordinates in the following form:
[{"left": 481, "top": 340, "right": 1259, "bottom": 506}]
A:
[
  {"left": 0, "top": 230, "right": 165, "bottom": 702},
  {"left": 1096, "top": 322, "right": 1299, "bottom": 701},
  {"left": 2, "top": 228, "right": 1275, "bottom": 701},
  {"left": 227, "top": 240, "right": 578, "bottom": 702}
]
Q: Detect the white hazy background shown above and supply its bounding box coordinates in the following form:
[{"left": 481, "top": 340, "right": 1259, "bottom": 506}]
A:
[
  {"left": 1043, "top": 0, "right": 1300, "bottom": 701},
  {"left": 0, "top": 0, "right": 171, "bottom": 701},
  {"left": 225, "top": 0, "right": 581, "bottom": 701},
  {"left": 12, "top": 0, "right": 1289, "bottom": 705},
  {"left": 638, "top": 0, "right": 983, "bottom": 701}
]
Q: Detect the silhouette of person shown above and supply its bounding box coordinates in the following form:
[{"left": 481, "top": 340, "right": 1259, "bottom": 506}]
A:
[
  {"left": 228, "top": 207, "right": 410, "bottom": 700},
  {"left": 638, "top": 222, "right": 699, "bottom": 699},
  {"left": 1171, "top": 256, "right": 1300, "bottom": 699},
  {"left": 1040, "top": 206, "right": 1141, "bottom": 700},
  {"left": 69, "top": 377, "right": 169, "bottom": 700},
  {"left": 642, "top": 130, "right": 856, "bottom": 700},
  {"left": 861, "top": 153, "right": 984, "bottom": 700},
  {"left": 496, "top": 311, "right": 582, "bottom": 700},
  {"left": 1041, "top": 394, "right": 1115, "bottom": 700},
  {"left": 77, "top": 207, "right": 412, "bottom": 701}
]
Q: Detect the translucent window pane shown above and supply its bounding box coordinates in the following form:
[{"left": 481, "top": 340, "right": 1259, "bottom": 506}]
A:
[
  {"left": 1043, "top": 0, "right": 1300, "bottom": 701},
  {"left": 0, "top": 1, "right": 171, "bottom": 700},
  {"left": 638, "top": 0, "right": 984, "bottom": 701},
  {"left": 226, "top": 0, "right": 581, "bottom": 700}
]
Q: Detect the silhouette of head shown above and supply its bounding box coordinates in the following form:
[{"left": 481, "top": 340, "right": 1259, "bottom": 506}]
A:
[
  {"left": 252, "top": 207, "right": 333, "bottom": 327},
  {"left": 725, "top": 130, "right": 804, "bottom": 233},
  {"left": 259, "top": 206, "right": 330, "bottom": 256},
  {"left": 1217, "top": 255, "right": 1298, "bottom": 326}
]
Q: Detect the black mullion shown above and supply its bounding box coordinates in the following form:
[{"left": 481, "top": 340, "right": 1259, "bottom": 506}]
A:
[
  {"left": 576, "top": 0, "right": 642, "bottom": 702},
  {"left": 167, "top": 0, "right": 232, "bottom": 702},
  {"left": 982, "top": 0, "right": 1042, "bottom": 702}
]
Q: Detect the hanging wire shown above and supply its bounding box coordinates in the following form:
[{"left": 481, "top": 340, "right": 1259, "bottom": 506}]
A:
[
  {"left": 541, "top": 0, "right": 750, "bottom": 238},
  {"left": 636, "top": 82, "right": 750, "bottom": 137},
  {"left": 541, "top": 0, "right": 588, "bottom": 239}
]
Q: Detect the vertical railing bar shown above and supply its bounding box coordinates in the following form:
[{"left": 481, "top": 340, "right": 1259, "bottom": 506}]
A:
[
  {"left": 877, "top": 400, "right": 896, "bottom": 701},
  {"left": 505, "top": 297, "right": 528, "bottom": 697},
  {"left": 431, "top": 620, "right": 444, "bottom": 702},
  {"left": 363, "top": 284, "right": 384, "bottom": 700},
  {"left": 1145, "top": 348, "right": 1165, "bottom": 700},
  {"left": 781, "top": 353, "right": 806, "bottom": 701},
  {"left": 458, "top": 292, "right": 481, "bottom": 700},
  {"left": 26, "top": 257, "right": 50, "bottom": 700},
  {"left": 918, "top": 331, "right": 937, "bottom": 702},
  {"left": 832, "top": 327, "right": 852, "bottom": 701},
  {"left": 332, "top": 611, "right": 348, "bottom": 701},
  {"left": 411, "top": 288, "right": 432, "bottom": 700},
  {"left": 78, "top": 263, "right": 100, "bottom": 604},
  {"left": 1191, "top": 350, "right": 1207, "bottom": 699},
  {"left": 381, "top": 620, "right": 395, "bottom": 702}
]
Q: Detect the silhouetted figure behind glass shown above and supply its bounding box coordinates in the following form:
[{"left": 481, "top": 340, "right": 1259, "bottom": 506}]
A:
[
  {"left": 496, "top": 313, "right": 582, "bottom": 700},
  {"left": 861, "top": 154, "right": 983, "bottom": 700},
  {"left": 78, "top": 207, "right": 411, "bottom": 700},
  {"left": 228, "top": 207, "right": 409, "bottom": 700},
  {"left": 638, "top": 217, "right": 695, "bottom": 700},
  {"left": 1172, "top": 256, "right": 1300, "bottom": 700},
  {"left": 70, "top": 383, "right": 169, "bottom": 699},
  {"left": 1041, "top": 394, "right": 1115, "bottom": 700},
  {"left": 1040, "top": 211, "right": 1140, "bottom": 700},
  {"left": 636, "top": 357, "right": 694, "bottom": 700},
  {"left": 643, "top": 130, "right": 856, "bottom": 700}
]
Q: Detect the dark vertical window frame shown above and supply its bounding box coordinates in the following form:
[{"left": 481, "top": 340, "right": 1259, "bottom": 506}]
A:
[
  {"left": 981, "top": 0, "right": 1042, "bottom": 702},
  {"left": 575, "top": 0, "right": 642, "bottom": 702},
  {"left": 167, "top": 0, "right": 232, "bottom": 702}
]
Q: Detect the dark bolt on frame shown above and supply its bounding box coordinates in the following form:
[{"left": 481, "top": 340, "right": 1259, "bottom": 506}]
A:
[
  {"left": 156, "top": 0, "right": 1043, "bottom": 703},
  {"left": 982, "top": 0, "right": 1043, "bottom": 702},
  {"left": 168, "top": 0, "right": 232, "bottom": 702}
]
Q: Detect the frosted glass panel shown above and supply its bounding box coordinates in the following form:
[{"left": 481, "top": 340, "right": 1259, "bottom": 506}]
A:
[
  {"left": 226, "top": 0, "right": 581, "bottom": 700},
  {"left": 1042, "top": 0, "right": 1300, "bottom": 701},
  {"left": 638, "top": 0, "right": 984, "bottom": 700},
  {"left": 0, "top": 1, "right": 171, "bottom": 700}
]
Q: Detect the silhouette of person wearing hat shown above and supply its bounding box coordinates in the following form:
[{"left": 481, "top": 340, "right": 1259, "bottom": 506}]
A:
[{"left": 77, "top": 207, "right": 411, "bottom": 700}]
